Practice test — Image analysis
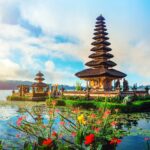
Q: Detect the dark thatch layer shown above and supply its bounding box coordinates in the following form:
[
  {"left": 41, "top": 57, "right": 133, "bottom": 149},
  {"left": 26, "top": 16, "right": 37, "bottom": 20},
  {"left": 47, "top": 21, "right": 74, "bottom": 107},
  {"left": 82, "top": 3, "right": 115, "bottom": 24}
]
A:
[{"left": 75, "top": 68, "right": 126, "bottom": 78}]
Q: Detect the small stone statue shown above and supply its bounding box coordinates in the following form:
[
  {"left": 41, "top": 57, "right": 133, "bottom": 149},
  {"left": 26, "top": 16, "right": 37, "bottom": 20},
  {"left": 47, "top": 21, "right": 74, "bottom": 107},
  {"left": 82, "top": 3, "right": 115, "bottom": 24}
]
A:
[{"left": 123, "top": 78, "right": 129, "bottom": 91}]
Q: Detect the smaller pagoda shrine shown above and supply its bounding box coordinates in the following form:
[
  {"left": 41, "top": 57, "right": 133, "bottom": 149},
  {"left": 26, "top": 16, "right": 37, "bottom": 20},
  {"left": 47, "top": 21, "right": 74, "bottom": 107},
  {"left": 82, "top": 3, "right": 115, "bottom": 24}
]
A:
[
  {"left": 32, "top": 71, "right": 49, "bottom": 95},
  {"left": 75, "top": 15, "right": 127, "bottom": 91},
  {"left": 10, "top": 71, "right": 49, "bottom": 101}
]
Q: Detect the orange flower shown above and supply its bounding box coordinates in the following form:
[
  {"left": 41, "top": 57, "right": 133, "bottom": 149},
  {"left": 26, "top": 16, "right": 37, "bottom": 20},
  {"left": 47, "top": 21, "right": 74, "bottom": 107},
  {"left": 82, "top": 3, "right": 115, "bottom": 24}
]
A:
[
  {"left": 84, "top": 134, "right": 95, "bottom": 145},
  {"left": 111, "top": 121, "right": 117, "bottom": 127},
  {"left": 102, "top": 109, "right": 111, "bottom": 118},
  {"left": 49, "top": 110, "right": 53, "bottom": 115},
  {"left": 52, "top": 100, "right": 57, "bottom": 106},
  {"left": 110, "top": 138, "right": 122, "bottom": 144},
  {"left": 96, "top": 120, "right": 102, "bottom": 124},
  {"left": 42, "top": 138, "right": 53, "bottom": 146},
  {"left": 72, "top": 108, "right": 80, "bottom": 113}
]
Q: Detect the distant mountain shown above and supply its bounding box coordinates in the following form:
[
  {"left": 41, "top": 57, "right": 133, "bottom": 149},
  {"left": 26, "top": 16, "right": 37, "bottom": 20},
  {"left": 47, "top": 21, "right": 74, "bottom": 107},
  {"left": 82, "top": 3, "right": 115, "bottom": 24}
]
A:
[
  {"left": 0, "top": 80, "right": 33, "bottom": 90},
  {"left": 0, "top": 80, "right": 149, "bottom": 91},
  {"left": 0, "top": 80, "right": 76, "bottom": 90}
]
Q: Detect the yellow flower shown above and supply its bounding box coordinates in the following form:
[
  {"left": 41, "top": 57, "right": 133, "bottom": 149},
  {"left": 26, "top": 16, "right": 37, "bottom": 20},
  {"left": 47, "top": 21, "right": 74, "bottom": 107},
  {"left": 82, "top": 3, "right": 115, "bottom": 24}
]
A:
[{"left": 77, "top": 114, "right": 86, "bottom": 125}]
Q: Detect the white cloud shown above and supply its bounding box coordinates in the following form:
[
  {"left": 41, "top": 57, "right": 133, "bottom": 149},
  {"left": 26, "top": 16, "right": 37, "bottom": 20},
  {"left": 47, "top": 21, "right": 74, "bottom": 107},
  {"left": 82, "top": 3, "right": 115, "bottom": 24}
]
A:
[{"left": 0, "top": 0, "right": 149, "bottom": 85}]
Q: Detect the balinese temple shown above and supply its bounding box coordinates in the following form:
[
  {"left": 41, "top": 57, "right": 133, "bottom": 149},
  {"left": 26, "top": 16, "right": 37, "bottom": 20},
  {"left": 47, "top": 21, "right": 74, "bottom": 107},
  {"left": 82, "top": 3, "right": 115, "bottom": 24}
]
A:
[
  {"left": 10, "top": 71, "right": 49, "bottom": 101},
  {"left": 75, "top": 15, "right": 126, "bottom": 91}
]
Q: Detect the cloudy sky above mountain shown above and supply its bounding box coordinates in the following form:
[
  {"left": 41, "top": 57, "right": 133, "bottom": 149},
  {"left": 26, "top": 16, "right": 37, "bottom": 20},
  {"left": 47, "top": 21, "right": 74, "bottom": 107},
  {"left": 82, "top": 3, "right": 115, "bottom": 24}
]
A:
[{"left": 0, "top": 0, "right": 149, "bottom": 86}]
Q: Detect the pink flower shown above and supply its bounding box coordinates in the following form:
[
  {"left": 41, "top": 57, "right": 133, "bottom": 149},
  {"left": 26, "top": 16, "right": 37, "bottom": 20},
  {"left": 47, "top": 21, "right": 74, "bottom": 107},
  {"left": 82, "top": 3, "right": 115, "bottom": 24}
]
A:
[
  {"left": 144, "top": 137, "right": 150, "bottom": 141},
  {"left": 16, "top": 116, "right": 26, "bottom": 126},
  {"left": 90, "top": 113, "right": 96, "bottom": 118},
  {"left": 71, "top": 132, "right": 77, "bottom": 137},
  {"left": 59, "top": 133, "right": 63, "bottom": 138},
  {"left": 94, "top": 127, "right": 100, "bottom": 133},
  {"left": 59, "top": 121, "right": 65, "bottom": 126},
  {"left": 55, "top": 109, "right": 60, "bottom": 113},
  {"left": 16, "top": 134, "right": 20, "bottom": 138}
]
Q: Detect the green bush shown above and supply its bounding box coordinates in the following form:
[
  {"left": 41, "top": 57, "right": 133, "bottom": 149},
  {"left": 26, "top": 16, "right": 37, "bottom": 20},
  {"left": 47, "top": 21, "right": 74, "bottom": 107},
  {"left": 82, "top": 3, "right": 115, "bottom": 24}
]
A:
[{"left": 56, "top": 100, "right": 66, "bottom": 106}]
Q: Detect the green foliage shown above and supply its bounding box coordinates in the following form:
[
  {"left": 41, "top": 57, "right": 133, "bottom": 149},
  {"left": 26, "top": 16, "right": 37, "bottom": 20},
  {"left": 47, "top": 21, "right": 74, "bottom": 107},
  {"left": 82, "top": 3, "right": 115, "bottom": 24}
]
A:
[
  {"left": 0, "top": 141, "right": 2, "bottom": 150},
  {"left": 75, "top": 82, "right": 82, "bottom": 91},
  {"left": 56, "top": 100, "right": 66, "bottom": 106},
  {"left": 94, "top": 96, "right": 121, "bottom": 103}
]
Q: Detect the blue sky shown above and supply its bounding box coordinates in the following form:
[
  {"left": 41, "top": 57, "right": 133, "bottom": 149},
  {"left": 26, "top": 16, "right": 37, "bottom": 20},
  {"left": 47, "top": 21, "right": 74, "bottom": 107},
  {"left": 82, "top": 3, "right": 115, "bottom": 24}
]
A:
[{"left": 0, "top": 0, "right": 149, "bottom": 86}]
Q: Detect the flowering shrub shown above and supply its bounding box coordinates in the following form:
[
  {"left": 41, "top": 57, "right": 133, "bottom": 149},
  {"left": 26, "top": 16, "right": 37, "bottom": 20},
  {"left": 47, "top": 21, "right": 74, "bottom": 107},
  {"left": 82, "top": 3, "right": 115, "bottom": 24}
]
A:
[{"left": 8, "top": 100, "right": 128, "bottom": 150}]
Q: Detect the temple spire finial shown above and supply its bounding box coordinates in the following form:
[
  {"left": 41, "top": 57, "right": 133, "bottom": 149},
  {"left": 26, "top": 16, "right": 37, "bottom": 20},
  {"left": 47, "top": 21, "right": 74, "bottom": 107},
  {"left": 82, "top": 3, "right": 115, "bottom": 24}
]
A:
[{"left": 96, "top": 14, "right": 105, "bottom": 20}]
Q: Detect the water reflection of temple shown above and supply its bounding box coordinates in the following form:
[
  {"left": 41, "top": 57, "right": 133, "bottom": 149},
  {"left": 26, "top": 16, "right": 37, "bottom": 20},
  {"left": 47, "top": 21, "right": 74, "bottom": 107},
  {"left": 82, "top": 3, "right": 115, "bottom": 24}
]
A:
[{"left": 11, "top": 71, "right": 49, "bottom": 101}]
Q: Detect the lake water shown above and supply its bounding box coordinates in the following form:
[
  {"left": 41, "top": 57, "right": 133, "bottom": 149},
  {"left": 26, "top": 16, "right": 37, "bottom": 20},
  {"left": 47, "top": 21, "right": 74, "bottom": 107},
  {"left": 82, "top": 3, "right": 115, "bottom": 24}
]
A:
[
  {"left": 0, "top": 90, "right": 12, "bottom": 101},
  {"left": 0, "top": 90, "right": 150, "bottom": 149}
]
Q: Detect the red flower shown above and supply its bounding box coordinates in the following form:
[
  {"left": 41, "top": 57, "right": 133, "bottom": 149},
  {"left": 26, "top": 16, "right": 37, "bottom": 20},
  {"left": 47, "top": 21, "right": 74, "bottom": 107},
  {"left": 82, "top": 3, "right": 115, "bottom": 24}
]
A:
[
  {"left": 59, "top": 121, "right": 65, "bottom": 126},
  {"left": 111, "top": 121, "right": 117, "bottom": 127},
  {"left": 110, "top": 138, "right": 122, "bottom": 145},
  {"left": 84, "top": 134, "right": 95, "bottom": 145},
  {"left": 42, "top": 138, "right": 53, "bottom": 146},
  {"left": 52, "top": 131, "right": 57, "bottom": 137}
]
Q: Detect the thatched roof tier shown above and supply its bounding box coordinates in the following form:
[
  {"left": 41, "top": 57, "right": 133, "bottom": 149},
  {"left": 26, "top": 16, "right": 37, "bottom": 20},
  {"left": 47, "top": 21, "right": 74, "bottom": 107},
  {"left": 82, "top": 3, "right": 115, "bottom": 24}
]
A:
[
  {"left": 32, "top": 82, "right": 48, "bottom": 87},
  {"left": 17, "top": 85, "right": 30, "bottom": 88},
  {"left": 91, "top": 41, "right": 110, "bottom": 46},
  {"left": 34, "top": 77, "right": 45, "bottom": 81},
  {"left": 93, "top": 31, "right": 108, "bottom": 35},
  {"left": 95, "top": 24, "right": 106, "bottom": 28},
  {"left": 85, "top": 60, "right": 116, "bottom": 68},
  {"left": 75, "top": 68, "right": 126, "bottom": 78},
  {"left": 36, "top": 71, "right": 44, "bottom": 76},
  {"left": 91, "top": 47, "right": 112, "bottom": 52},
  {"left": 89, "top": 53, "right": 113, "bottom": 59},
  {"left": 92, "top": 36, "right": 109, "bottom": 40},
  {"left": 94, "top": 28, "right": 107, "bottom": 31},
  {"left": 96, "top": 20, "right": 105, "bottom": 24}
]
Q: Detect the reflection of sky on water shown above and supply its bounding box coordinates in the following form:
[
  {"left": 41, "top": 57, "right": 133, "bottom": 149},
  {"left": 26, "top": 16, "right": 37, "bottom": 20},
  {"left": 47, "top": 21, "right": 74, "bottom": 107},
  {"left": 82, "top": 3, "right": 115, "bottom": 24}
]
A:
[
  {"left": 117, "top": 119, "right": 150, "bottom": 150},
  {"left": 0, "top": 90, "right": 12, "bottom": 101},
  {"left": 0, "top": 105, "right": 150, "bottom": 150}
]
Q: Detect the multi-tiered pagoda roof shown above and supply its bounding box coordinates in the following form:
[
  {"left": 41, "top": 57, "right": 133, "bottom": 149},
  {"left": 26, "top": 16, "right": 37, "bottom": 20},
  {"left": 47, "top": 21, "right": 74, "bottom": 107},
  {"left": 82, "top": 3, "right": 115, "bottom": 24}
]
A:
[
  {"left": 75, "top": 15, "right": 126, "bottom": 78},
  {"left": 32, "top": 71, "right": 47, "bottom": 87}
]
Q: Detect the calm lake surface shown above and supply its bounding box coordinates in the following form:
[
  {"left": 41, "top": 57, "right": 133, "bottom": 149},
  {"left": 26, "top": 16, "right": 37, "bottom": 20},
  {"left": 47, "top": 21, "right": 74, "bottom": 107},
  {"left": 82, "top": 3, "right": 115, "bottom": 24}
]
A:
[{"left": 0, "top": 90, "right": 150, "bottom": 150}]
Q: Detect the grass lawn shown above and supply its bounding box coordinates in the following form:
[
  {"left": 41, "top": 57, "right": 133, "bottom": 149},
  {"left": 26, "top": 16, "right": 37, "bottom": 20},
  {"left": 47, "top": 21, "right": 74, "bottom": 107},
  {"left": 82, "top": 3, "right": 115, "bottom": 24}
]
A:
[{"left": 55, "top": 99, "right": 150, "bottom": 113}]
